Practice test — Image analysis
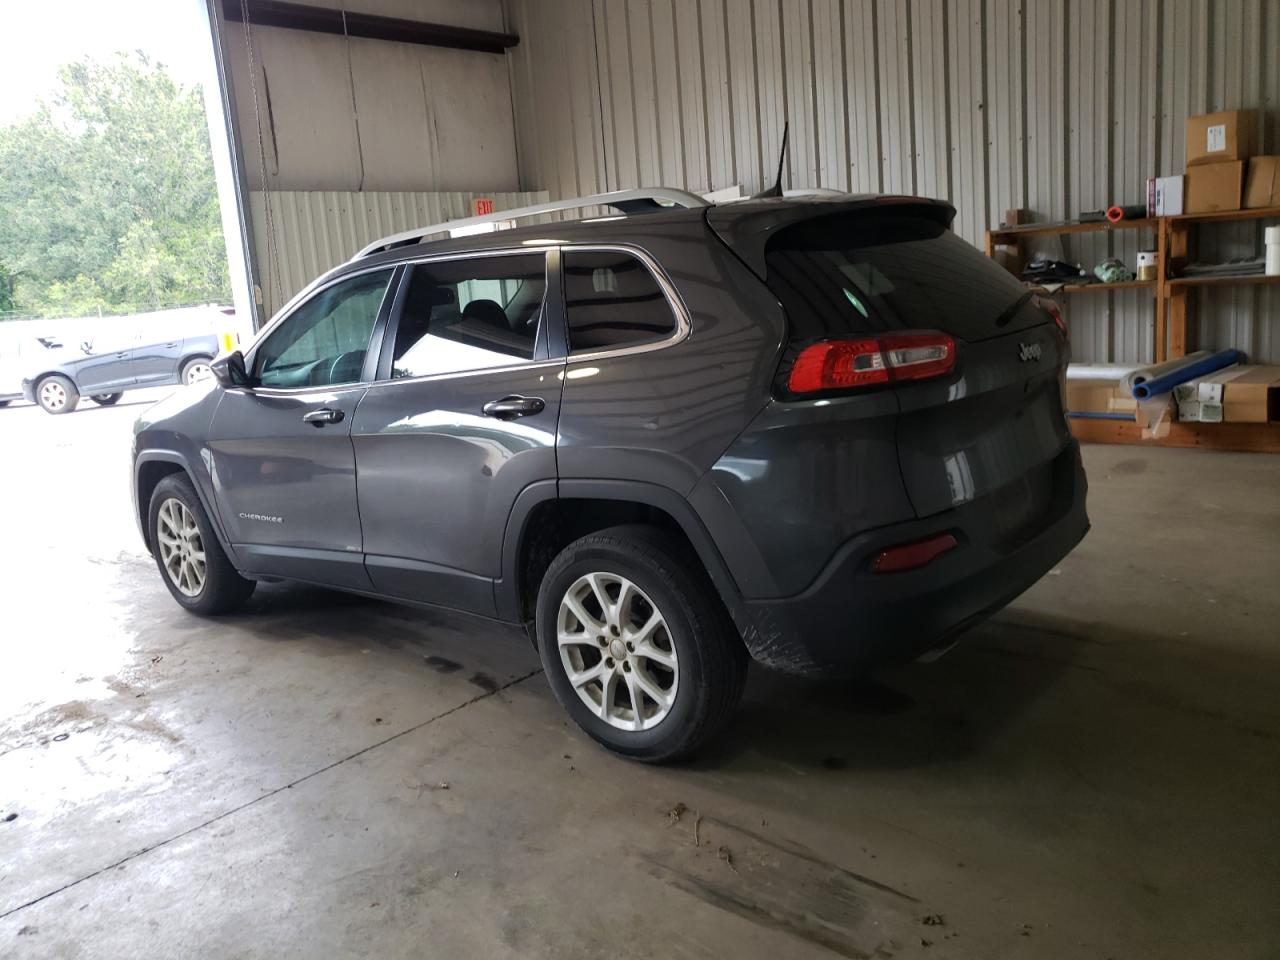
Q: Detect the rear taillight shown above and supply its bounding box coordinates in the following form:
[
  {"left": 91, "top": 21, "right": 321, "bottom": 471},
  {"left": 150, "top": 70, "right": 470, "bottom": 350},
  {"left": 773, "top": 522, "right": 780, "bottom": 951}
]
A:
[
  {"left": 787, "top": 332, "right": 956, "bottom": 395},
  {"left": 870, "top": 533, "right": 958, "bottom": 573},
  {"left": 1040, "top": 298, "right": 1068, "bottom": 340}
]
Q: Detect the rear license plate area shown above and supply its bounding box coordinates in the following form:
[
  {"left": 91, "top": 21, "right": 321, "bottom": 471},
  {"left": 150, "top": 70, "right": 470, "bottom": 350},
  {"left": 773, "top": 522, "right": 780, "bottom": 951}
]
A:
[{"left": 992, "top": 460, "right": 1054, "bottom": 548}]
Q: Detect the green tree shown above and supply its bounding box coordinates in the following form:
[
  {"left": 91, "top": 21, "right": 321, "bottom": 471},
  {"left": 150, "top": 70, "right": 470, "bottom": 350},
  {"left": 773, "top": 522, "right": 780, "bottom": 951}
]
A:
[{"left": 0, "top": 53, "right": 229, "bottom": 318}]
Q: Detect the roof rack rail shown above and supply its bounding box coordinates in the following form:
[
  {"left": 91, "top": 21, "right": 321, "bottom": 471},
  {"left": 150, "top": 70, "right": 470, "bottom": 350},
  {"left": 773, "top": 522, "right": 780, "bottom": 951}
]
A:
[{"left": 352, "top": 187, "right": 710, "bottom": 260}]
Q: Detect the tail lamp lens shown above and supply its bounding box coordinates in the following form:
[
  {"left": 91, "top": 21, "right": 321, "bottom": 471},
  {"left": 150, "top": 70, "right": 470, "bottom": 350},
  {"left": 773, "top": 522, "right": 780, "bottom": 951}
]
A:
[
  {"left": 787, "top": 332, "right": 956, "bottom": 395},
  {"left": 1041, "top": 298, "right": 1068, "bottom": 339}
]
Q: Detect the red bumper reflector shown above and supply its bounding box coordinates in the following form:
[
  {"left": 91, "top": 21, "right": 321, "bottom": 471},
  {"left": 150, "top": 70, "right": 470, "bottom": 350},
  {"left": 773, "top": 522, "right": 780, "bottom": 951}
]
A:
[{"left": 870, "top": 533, "right": 958, "bottom": 573}]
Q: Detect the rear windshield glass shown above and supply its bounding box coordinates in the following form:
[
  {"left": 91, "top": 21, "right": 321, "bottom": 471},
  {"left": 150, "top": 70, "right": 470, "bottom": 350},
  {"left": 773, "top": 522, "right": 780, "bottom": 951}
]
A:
[{"left": 764, "top": 210, "right": 1041, "bottom": 343}]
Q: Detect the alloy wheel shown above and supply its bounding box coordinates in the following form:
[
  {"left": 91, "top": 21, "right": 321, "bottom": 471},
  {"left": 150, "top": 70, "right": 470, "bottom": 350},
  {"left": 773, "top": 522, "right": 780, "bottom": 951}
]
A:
[
  {"left": 556, "top": 572, "right": 679, "bottom": 731},
  {"left": 39, "top": 381, "right": 68, "bottom": 411},
  {"left": 156, "top": 498, "right": 206, "bottom": 597},
  {"left": 185, "top": 363, "right": 213, "bottom": 385}
]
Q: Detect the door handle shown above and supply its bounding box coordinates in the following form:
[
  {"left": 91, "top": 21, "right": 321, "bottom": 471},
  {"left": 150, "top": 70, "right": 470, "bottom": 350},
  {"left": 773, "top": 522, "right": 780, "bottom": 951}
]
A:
[
  {"left": 303, "top": 407, "right": 345, "bottom": 427},
  {"left": 164, "top": 341, "right": 179, "bottom": 348},
  {"left": 116, "top": 352, "right": 128, "bottom": 359},
  {"left": 482, "top": 395, "right": 545, "bottom": 420}
]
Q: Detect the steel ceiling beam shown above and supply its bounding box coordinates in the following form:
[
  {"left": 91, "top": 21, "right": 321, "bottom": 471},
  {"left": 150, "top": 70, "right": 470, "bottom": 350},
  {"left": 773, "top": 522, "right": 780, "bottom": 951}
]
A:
[{"left": 221, "top": 0, "right": 519, "bottom": 55}]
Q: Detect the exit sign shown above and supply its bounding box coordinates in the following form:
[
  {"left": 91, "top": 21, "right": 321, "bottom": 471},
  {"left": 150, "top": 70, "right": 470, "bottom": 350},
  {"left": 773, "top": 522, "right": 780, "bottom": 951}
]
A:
[{"left": 473, "top": 198, "right": 494, "bottom": 216}]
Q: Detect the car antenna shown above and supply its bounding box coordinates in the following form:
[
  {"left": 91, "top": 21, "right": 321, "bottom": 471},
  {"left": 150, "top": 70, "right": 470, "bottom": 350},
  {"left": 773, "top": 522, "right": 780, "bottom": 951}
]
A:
[{"left": 750, "top": 121, "right": 789, "bottom": 199}]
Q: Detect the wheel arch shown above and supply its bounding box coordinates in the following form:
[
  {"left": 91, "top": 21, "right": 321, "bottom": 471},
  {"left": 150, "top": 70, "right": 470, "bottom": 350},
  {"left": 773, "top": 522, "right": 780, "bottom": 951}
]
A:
[
  {"left": 497, "top": 479, "right": 751, "bottom": 645},
  {"left": 31, "top": 369, "right": 80, "bottom": 392},
  {"left": 134, "top": 451, "right": 236, "bottom": 563}
]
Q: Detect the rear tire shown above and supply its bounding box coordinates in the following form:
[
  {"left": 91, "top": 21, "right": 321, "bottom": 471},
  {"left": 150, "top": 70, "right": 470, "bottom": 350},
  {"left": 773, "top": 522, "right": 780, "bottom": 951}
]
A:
[
  {"left": 90, "top": 393, "right": 123, "bottom": 406},
  {"left": 536, "top": 525, "right": 747, "bottom": 763},
  {"left": 36, "top": 375, "right": 79, "bottom": 414},
  {"left": 148, "top": 473, "right": 255, "bottom": 615},
  {"left": 181, "top": 356, "right": 214, "bottom": 385}
]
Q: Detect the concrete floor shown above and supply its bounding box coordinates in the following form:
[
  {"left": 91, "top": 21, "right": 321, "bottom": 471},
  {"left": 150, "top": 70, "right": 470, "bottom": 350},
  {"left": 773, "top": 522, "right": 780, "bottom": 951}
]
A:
[{"left": 0, "top": 389, "right": 1277, "bottom": 959}]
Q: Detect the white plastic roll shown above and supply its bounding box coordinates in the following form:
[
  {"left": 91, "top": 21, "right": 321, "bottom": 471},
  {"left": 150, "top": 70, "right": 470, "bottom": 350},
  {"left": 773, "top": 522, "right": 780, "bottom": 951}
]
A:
[
  {"left": 1267, "top": 225, "right": 1280, "bottom": 276},
  {"left": 1066, "top": 363, "right": 1143, "bottom": 381},
  {"left": 1121, "top": 351, "right": 1211, "bottom": 397}
]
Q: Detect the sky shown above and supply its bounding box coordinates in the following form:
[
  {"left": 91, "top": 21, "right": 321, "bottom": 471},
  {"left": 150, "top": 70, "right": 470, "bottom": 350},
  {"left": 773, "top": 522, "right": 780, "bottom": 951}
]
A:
[{"left": 0, "top": 0, "right": 213, "bottom": 124}]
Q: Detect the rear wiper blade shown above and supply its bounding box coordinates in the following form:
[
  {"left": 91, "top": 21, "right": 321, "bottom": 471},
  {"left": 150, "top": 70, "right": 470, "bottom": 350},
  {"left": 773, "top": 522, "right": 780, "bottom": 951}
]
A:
[{"left": 994, "top": 290, "right": 1035, "bottom": 328}]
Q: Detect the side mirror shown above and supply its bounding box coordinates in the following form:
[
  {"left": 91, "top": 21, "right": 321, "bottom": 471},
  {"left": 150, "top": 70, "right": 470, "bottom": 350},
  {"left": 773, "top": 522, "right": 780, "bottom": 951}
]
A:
[{"left": 210, "top": 350, "right": 252, "bottom": 388}]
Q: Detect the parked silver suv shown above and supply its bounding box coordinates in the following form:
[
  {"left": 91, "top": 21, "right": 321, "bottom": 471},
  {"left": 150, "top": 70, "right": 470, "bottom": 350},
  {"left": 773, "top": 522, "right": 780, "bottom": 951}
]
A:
[{"left": 22, "top": 330, "right": 223, "bottom": 413}]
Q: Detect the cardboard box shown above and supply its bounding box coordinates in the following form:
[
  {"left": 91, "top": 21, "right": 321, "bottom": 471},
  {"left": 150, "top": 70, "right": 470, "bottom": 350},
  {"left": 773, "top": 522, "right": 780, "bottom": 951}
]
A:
[
  {"left": 1244, "top": 156, "right": 1280, "bottom": 209},
  {"left": 1185, "top": 161, "right": 1245, "bottom": 213},
  {"left": 1186, "top": 110, "right": 1257, "bottom": 167},
  {"left": 1180, "top": 365, "right": 1280, "bottom": 423},
  {"left": 1065, "top": 378, "right": 1137, "bottom": 417},
  {"left": 1222, "top": 365, "right": 1280, "bottom": 422}
]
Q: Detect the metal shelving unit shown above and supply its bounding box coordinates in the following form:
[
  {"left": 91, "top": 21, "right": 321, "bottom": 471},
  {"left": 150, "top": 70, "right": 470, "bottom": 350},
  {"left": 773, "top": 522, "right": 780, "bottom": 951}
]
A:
[{"left": 984, "top": 206, "right": 1280, "bottom": 453}]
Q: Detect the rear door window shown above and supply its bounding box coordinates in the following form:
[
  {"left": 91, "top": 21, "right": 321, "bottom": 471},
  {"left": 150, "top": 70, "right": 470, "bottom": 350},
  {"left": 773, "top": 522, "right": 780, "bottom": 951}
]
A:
[
  {"left": 563, "top": 250, "right": 676, "bottom": 353},
  {"left": 389, "top": 254, "right": 547, "bottom": 378},
  {"left": 765, "top": 211, "right": 1042, "bottom": 343}
]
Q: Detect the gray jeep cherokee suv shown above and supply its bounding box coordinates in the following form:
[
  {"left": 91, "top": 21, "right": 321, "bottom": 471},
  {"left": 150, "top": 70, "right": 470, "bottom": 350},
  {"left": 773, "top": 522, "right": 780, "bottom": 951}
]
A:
[{"left": 132, "top": 191, "right": 1089, "bottom": 761}]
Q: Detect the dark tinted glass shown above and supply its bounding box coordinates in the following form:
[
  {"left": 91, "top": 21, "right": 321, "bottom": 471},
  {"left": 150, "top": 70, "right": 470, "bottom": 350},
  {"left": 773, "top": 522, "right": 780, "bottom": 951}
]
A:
[
  {"left": 256, "top": 268, "right": 393, "bottom": 388},
  {"left": 765, "top": 211, "right": 1041, "bottom": 343},
  {"left": 390, "top": 255, "right": 546, "bottom": 378},
  {"left": 563, "top": 251, "right": 675, "bottom": 353}
]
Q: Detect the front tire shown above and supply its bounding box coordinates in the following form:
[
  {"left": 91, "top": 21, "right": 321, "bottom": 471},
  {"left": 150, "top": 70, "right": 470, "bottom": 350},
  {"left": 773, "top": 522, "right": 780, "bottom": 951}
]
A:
[
  {"left": 536, "top": 525, "right": 747, "bottom": 763},
  {"left": 90, "top": 393, "right": 123, "bottom": 406},
  {"left": 36, "top": 375, "right": 79, "bottom": 414},
  {"left": 148, "top": 473, "right": 255, "bottom": 614}
]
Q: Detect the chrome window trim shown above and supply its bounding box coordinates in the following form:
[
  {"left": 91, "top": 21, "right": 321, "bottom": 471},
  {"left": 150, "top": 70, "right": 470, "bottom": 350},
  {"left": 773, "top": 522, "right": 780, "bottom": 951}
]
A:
[{"left": 363, "top": 357, "right": 567, "bottom": 392}]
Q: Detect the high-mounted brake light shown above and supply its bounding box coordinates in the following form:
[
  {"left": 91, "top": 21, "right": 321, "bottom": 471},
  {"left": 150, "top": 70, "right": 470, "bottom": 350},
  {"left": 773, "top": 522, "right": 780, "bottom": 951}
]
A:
[{"left": 787, "top": 332, "right": 956, "bottom": 395}]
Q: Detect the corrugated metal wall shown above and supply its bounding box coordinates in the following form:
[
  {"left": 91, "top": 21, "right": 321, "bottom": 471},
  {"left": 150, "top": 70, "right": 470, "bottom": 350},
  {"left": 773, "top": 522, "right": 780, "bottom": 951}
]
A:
[
  {"left": 504, "top": 0, "right": 1280, "bottom": 364},
  {"left": 248, "top": 190, "right": 548, "bottom": 317}
]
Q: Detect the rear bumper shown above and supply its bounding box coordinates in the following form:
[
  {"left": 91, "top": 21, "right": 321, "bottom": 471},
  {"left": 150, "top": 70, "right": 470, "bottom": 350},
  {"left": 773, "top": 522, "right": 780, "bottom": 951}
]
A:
[{"left": 741, "top": 442, "right": 1089, "bottom": 675}]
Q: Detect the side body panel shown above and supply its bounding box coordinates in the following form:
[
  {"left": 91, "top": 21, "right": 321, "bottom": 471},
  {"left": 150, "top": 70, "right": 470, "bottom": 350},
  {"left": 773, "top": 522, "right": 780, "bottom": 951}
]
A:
[
  {"left": 131, "top": 334, "right": 186, "bottom": 385},
  {"left": 132, "top": 384, "right": 238, "bottom": 560},
  {"left": 555, "top": 224, "right": 784, "bottom": 496},
  {"left": 205, "top": 385, "right": 372, "bottom": 589},
  {"left": 66, "top": 345, "right": 136, "bottom": 393},
  {"left": 352, "top": 361, "right": 564, "bottom": 616},
  {"left": 696, "top": 392, "right": 916, "bottom": 599}
]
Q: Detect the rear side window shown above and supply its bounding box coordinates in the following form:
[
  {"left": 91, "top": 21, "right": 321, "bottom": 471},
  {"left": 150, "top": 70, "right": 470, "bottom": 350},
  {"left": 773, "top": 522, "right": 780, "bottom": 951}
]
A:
[
  {"left": 765, "top": 211, "right": 1040, "bottom": 343},
  {"left": 389, "top": 254, "right": 546, "bottom": 379},
  {"left": 563, "top": 251, "right": 676, "bottom": 353}
]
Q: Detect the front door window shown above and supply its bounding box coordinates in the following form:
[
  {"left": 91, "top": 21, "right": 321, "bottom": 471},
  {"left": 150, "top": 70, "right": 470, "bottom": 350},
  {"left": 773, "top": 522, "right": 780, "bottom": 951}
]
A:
[{"left": 255, "top": 269, "right": 394, "bottom": 389}]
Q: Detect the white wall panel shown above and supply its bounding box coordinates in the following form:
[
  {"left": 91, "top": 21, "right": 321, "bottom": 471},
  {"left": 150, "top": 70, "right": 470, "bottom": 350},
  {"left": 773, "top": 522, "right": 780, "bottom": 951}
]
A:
[
  {"left": 504, "top": 0, "right": 1280, "bottom": 363},
  {"left": 248, "top": 189, "right": 547, "bottom": 317},
  {"left": 225, "top": 0, "right": 518, "bottom": 193}
]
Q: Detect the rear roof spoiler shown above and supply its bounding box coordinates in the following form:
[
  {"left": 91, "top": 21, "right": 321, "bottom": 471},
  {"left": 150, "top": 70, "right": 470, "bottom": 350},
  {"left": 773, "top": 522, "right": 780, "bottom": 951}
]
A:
[{"left": 707, "top": 195, "right": 956, "bottom": 278}]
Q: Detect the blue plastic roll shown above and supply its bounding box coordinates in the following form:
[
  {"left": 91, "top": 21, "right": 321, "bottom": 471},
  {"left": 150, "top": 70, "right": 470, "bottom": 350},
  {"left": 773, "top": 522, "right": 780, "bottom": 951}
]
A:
[{"left": 1131, "top": 349, "right": 1243, "bottom": 400}]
